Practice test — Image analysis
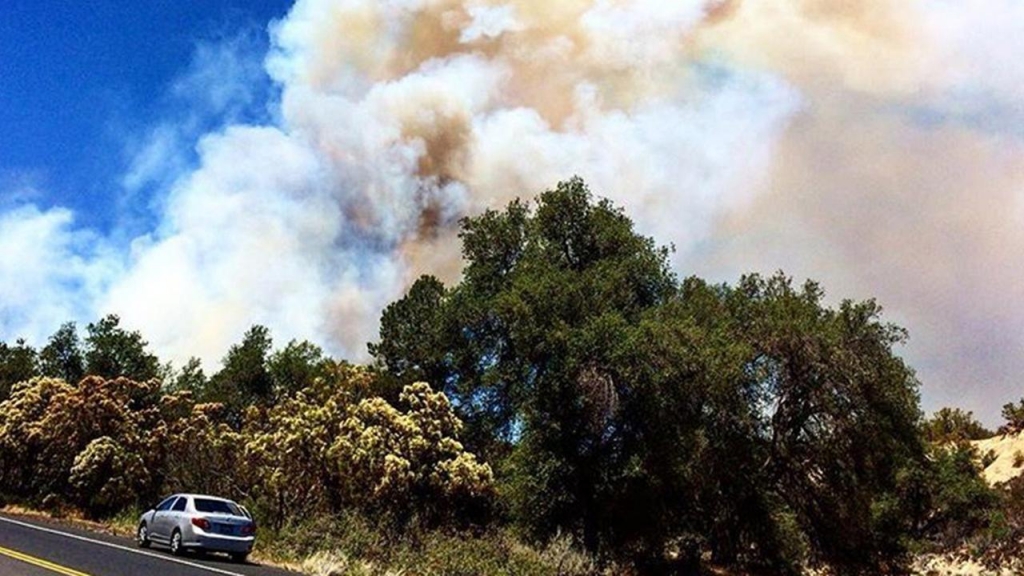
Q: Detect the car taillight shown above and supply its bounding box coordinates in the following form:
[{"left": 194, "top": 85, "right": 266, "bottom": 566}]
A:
[
  {"left": 191, "top": 517, "right": 210, "bottom": 530},
  {"left": 241, "top": 523, "right": 256, "bottom": 536}
]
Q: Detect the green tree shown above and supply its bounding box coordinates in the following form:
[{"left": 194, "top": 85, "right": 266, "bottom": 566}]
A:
[
  {"left": 915, "top": 442, "right": 998, "bottom": 549},
  {"left": 0, "top": 339, "right": 39, "bottom": 401},
  {"left": 717, "top": 274, "right": 928, "bottom": 573},
  {"left": 372, "top": 179, "right": 928, "bottom": 573},
  {"left": 205, "top": 325, "right": 274, "bottom": 424},
  {"left": 165, "top": 357, "right": 207, "bottom": 395},
  {"left": 1000, "top": 399, "right": 1024, "bottom": 434},
  {"left": 39, "top": 322, "right": 85, "bottom": 385},
  {"left": 369, "top": 275, "right": 448, "bottom": 385},
  {"left": 84, "top": 315, "right": 160, "bottom": 381},
  {"left": 374, "top": 178, "right": 683, "bottom": 560},
  {"left": 375, "top": 179, "right": 675, "bottom": 453},
  {"left": 267, "top": 339, "right": 332, "bottom": 400},
  {"left": 923, "top": 407, "right": 992, "bottom": 443}
]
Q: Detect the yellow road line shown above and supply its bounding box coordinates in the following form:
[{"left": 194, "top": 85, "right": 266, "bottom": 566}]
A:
[{"left": 0, "top": 545, "right": 91, "bottom": 576}]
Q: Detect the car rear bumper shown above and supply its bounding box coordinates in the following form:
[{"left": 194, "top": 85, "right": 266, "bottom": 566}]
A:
[{"left": 186, "top": 533, "right": 254, "bottom": 553}]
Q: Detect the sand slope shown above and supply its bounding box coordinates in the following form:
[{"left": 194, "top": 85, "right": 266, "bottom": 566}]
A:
[
  {"left": 910, "top": 431, "right": 1024, "bottom": 575},
  {"left": 973, "top": 430, "right": 1024, "bottom": 485}
]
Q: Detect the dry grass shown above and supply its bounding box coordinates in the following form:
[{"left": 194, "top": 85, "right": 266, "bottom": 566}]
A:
[
  {"left": 0, "top": 504, "right": 132, "bottom": 538},
  {"left": 301, "top": 550, "right": 405, "bottom": 576},
  {"left": 913, "top": 553, "right": 1021, "bottom": 576}
]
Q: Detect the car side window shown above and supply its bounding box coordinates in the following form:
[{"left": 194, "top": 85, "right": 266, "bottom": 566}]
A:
[
  {"left": 171, "top": 497, "right": 187, "bottom": 512},
  {"left": 156, "top": 497, "right": 176, "bottom": 512}
]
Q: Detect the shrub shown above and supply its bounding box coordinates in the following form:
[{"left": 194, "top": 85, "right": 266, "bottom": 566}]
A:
[
  {"left": 276, "top": 513, "right": 570, "bottom": 576},
  {"left": 0, "top": 378, "right": 74, "bottom": 498},
  {"left": 923, "top": 408, "right": 992, "bottom": 443},
  {"left": 69, "top": 436, "right": 148, "bottom": 518},
  {"left": 32, "top": 376, "right": 164, "bottom": 505},
  {"left": 982, "top": 450, "right": 998, "bottom": 469},
  {"left": 330, "top": 382, "right": 494, "bottom": 527},
  {"left": 537, "top": 530, "right": 598, "bottom": 576},
  {"left": 964, "top": 475, "right": 1024, "bottom": 571},
  {"left": 915, "top": 442, "right": 999, "bottom": 551},
  {"left": 301, "top": 551, "right": 389, "bottom": 576},
  {"left": 242, "top": 386, "right": 344, "bottom": 530},
  {"left": 999, "top": 399, "right": 1024, "bottom": 435},
  {"left": 160, "top": 401, "right": 246, "bottom": 500}
]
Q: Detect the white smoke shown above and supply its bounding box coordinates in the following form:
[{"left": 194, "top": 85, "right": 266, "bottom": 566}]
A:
[
  {"left": 4, "top": 0, "right": 1023, "bottom": 425},
  {"left": 96, "top": 0, "right": 800, "bottom": 367},
  {"left": 688, "top": 0, "right": 1024, "bottom": 424},
  {"left": 0, "top": 204, "right": 121, "bottom": 340}
]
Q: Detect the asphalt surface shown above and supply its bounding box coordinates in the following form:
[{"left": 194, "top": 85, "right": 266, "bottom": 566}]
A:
[
  {"left": 0, "top": 513, "right": 297, "bottom": 576},
  {"left": 0, "top": 552, "right": 57, "bottom": 576}
]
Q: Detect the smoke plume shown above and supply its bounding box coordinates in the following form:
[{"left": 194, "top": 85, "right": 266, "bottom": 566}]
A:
[
  {"left": 3, "top": 0, "right": 1023, "bottom": 423},
  {"left": 104, "top": 0, "right": 801, "bottom": 363}
]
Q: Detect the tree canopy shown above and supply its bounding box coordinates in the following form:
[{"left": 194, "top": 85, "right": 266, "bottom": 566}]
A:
[
  {"left": 1001, "top": 399, "right": 1024, "bottom": 434},
  {"left": 371, "top": 178, "right": 930, "bottom": 573},
  {"left": 84, "top": 315, "right": 160, "bottom": 382},
  {"left": 39, "top": 322, "right": 85, "bottom": 385},
  {"left": 0, "top": 339, "right": 37, "bottom": 402},
  {"left": 924, "top": 407, "right": 992, "bottom": 443}
]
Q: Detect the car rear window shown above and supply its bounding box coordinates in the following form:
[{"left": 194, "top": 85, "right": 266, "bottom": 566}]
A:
[{"left": 194, "top": 498, "right": 241, "bottom": 516}]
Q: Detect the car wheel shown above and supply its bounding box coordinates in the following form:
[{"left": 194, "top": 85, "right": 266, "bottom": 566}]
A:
[
  {"left": 136, "top": 523, "right": 150, "bottom": 548},
  {"left": 170, "top": 529, "right": 184, "bottom": 556},
  {"left": 230, "top": 552, "right": 248, "bottom": 563}
]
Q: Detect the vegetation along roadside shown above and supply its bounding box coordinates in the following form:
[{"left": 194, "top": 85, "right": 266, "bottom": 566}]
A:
[{"left": 2, "top": 178, "right": 1024, "bottom": 575}]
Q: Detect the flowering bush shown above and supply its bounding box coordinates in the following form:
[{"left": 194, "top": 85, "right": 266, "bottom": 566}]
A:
[
  {"left": 69, "top": 436, "right": 148, "bottom": 518},
  {"left": 243, "top": 390, "right": 344, "bottom": 529},
  {"left": 0, "top": 369, "right": 492, "bottom": 531},
  {"left": 331, "top": 382, "right": 494, "bottom": 525},
  {"left": 0, "top": 376, "right": 169, "bottom": 511},
  {"left": 0, "top": 378, "right": 74, "bottom": 497},
  {"left": 159, "top": 400, "right": 245, "bottom": 499}
]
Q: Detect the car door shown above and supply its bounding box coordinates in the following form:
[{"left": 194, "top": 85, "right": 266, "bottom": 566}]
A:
[
  {"left": 168, "top": 495, "right": 188, "bottom": 539},
  {"left": 150, "top": 496, "right": 179, "bottom": 542}
]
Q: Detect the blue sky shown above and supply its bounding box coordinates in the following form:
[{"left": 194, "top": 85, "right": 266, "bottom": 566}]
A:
[{"left": 0, "top": 0, "right": 292, "bottom": 232}]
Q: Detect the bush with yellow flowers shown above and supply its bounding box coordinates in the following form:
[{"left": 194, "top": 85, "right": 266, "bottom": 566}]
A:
[
  {"left": 0, "top": 376, "right": 164, "bottom": 515},
  {"left": 0, "top": 366, "right": 493, "bottom": 534},
  {"left": 330, "top": 382, "right": 494, "bottom": 526},
  {"left": 69, "top": 436, "right": 148, "bottom": 518},
  {"left": 0, "top": 377, "right": 74, "bottom": 498},
  {"left": 159, "top": 399, "right": 245, "bottom": 500}
]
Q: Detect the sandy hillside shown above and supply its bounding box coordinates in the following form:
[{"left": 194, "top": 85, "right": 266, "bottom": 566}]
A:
[
  {"left": 973, "top": 430, "right": 1024, "bottom": 485},
  {"left": 909, "top": 431, "right": 1024, "bottom": 576}
]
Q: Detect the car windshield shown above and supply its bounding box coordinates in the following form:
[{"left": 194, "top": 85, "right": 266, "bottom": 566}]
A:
[{"left": 194, "top": 498, "right": 242, "bottom": 516}]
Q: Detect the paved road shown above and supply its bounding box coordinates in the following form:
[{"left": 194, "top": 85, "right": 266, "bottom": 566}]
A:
[
  {"left": 0, "top": 550, "right": 60, "bottom": 576},
  {"left": 0, "top": 513, "right": 296, "bottom": 576}
]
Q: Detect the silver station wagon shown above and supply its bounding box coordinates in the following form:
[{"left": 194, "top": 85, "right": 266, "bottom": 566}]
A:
[{"left": 137, "top": 493, "right": 256, "bottom": 563}]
